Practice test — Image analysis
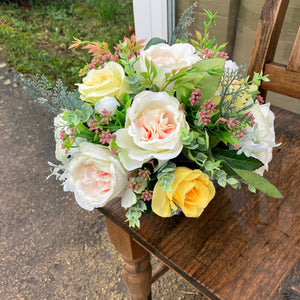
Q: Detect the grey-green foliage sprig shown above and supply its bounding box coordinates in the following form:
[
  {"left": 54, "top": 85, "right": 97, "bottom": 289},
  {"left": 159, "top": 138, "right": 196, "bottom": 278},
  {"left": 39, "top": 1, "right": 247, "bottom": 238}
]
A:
[
  {"left": 170, "top": 2, "right": 198, "bottom": 44},
  {"left": 18, "top": 74, "right": 84, "bottom": 115}
]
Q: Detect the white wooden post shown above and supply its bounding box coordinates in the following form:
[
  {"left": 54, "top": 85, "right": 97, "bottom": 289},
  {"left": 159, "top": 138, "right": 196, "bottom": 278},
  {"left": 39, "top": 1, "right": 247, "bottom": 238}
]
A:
[{"left": 132, "top": 0, "right": 174, "bottom": 43}]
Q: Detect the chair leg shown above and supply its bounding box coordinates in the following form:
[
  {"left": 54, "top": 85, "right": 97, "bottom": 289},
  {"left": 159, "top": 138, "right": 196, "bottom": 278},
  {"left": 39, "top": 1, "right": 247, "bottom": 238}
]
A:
[{"left": 105, "top": 217, "right": 152, "bottom": 300}]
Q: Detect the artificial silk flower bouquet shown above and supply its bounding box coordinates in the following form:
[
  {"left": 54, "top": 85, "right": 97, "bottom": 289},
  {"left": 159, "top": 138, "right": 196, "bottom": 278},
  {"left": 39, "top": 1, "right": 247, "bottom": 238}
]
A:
[{"left": 35, "top": 10, "right": 282, "bottom": 227}]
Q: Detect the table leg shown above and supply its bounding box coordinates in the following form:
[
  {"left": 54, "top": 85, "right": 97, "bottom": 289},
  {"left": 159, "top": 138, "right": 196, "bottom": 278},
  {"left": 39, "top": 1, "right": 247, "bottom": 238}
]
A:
[{"left": 105, "top": 217, "right": 152, "bottom": 300}]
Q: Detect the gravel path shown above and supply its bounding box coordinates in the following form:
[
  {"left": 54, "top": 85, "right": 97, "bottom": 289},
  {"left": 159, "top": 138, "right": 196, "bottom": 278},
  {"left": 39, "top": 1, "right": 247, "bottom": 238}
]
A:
[{"left": 0, "top": 47, "right": 206, "bottom": 300}]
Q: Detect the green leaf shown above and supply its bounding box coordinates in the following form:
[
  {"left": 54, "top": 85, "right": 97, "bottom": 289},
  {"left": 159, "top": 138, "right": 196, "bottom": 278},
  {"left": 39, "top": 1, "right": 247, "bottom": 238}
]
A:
[
  {"left": 76, "top": 123, "right": 94, "bottom": 136},
  {"left": 80, "top": 103, "right": 93, "bottom": 122},
  {"left": 157, "top": 181, "right": 172, "bottom": 192},
  {"left": 145, "top": 57, "right": 151, "bottom": 71},
  {"left": 232, "top": 168, "right": 283, "bottom": 198},
  {"left": 213, "top": 129, "right": 238, "bottom": 146},
  {"left": 207, "top": 68, "right": 223, "bottom": 76},
  {"left": 191, "top": 58, "right": 225, "bottom": 101},
  {"left": 227, "top": 177, "right": 239, "bottom": 185},
  {"left": 157, "top": 173, "right": 175, "bottom": 185},
  {"left": 144, "top": 37, "right": 167, "bottom": 50},
  {"left": 124, "top": 96, "right": 132, "bottom": 111},
  {"left": 213, "top": 149, "right": 263, "bottom": 171},
  {"left": 115, "top": 109, "right": 125, "bottom": 126},
  {"left": 195, "top": 152, "right": 207, "bottom": 164},
  {"left": 218, "top": 177, "right": 227, "bottom": 187}
]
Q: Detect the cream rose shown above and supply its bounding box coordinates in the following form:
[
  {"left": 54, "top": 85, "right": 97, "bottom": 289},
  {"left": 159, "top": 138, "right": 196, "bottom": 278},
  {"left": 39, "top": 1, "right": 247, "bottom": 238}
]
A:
[
  {"left": 134, "top": 43, "right": 200, "bottom": 90},
  {"left": 115, "top": 91, "right": 189, "bottom": 171},
  {"left": 66, "top": 142, "right": 128, "bottom": 210},
  {"left": 152, "top": 167, "right": 215, "bottom": 217},
  {"left": 76, "top": 62, "right": 129, "bottom": 105},
  {"left": 237, "top": 102, "right": 278, "bottom": 175}
]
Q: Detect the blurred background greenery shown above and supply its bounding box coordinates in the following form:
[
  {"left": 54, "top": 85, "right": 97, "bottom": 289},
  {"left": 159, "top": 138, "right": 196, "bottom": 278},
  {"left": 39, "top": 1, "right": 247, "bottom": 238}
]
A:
[{"left": 0, "top": 0, "right": 134, "bottom": 88}]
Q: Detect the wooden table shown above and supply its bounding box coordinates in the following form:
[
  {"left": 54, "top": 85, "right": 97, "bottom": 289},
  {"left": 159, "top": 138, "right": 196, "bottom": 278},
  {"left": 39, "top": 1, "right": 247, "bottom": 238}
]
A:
[{"left": 99, "top": 107, "right": 300, "bottom": 300}]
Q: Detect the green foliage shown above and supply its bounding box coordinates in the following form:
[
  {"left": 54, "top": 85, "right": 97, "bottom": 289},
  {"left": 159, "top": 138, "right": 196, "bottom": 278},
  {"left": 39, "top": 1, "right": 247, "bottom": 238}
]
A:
[
  {"left": 114, "top": 94, "right": 132, "bottom": 127},
  {"left": 190, "top": 9, "right": 227, "bottom": 54},
  {"left": 144, "top": 37, "right": 167, "bottom": 50},
  {"left": 0, "top": 0, "right": 134, "bottom": 87},
  {"left": 47, "top": 161, "right": 69, "bottom": 182},
  {"left": 98, "top": 0, "right": 128, "bottom": 22},
  {"left": 219, "top": 67, "right": 270, "bottom": 120},
  {"left": 139, "top": 57, "right": 159, "bottom": 91},
  {"left": 212, "top": 129, "right": 238, "bottom": 146},
  {"left": 18, "top": 74, "right": 84, "bottom": 114},
  {"left": 156, "top": 162, "right": 176, "bottom": 191},
  {"left": 62, "top": 103, "right": 93, "bottom": 126},
  {"left": 171, "top": 2, "right": 197, "bottom": 44},
  {"left": 158, "top": 58, "right": 224, "bottom": 97},
  {"left": 232, "top": 169, "right": 283, "bottom": 198},
  {"left": 219, "top": 65, "right": 250, "bottom": 118},
  {"left": 191, "top": 58, "right": 225, "bottom": 101},
  {"left": 212, "top": 149, "right": 263, "bottom": 171},
  {"left": 125, "top": 200, "right": 147, "bottom": 228}
]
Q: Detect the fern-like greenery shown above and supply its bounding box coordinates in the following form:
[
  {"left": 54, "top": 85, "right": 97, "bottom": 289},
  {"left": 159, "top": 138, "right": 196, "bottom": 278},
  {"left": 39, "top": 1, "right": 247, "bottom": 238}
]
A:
[
  {"left": 170, "top": 2, "right": 198, "bottom": 44},
  {"left": 219, "top": 65, "right": 251, "bottom": 118},
  {"left": 18, "top": 75, "right": 84, "bottom": 115}
]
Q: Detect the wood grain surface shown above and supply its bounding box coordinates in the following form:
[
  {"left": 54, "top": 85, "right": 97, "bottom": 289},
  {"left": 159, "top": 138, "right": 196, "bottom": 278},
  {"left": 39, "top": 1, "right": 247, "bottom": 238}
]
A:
[{"left": 100, "top": 107, "right": 300, "bottom": 300}]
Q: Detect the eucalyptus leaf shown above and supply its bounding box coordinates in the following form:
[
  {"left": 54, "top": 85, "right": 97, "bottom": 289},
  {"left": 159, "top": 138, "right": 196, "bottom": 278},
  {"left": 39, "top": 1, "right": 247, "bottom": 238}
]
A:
[{"left": 233, "top": 168, "right": 283, "bottom": 198}]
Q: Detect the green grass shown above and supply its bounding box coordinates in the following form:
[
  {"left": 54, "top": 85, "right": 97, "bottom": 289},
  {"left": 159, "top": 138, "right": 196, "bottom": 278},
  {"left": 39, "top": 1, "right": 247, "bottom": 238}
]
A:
[{"left": 0, "top": 0, "right": 134, "bottom": 88}]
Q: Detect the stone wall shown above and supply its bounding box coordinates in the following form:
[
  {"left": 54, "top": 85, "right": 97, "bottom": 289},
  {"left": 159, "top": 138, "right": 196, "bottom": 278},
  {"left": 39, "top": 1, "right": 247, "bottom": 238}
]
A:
[{"left": 175, "top": 0, "right": 300, "bottom": 113}]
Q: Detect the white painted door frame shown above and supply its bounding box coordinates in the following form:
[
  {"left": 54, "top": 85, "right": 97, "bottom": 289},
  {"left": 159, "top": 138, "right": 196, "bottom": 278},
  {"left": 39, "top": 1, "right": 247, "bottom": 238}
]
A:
[{"left": 132, "top": 0, "right": 175, "bottom": 43}]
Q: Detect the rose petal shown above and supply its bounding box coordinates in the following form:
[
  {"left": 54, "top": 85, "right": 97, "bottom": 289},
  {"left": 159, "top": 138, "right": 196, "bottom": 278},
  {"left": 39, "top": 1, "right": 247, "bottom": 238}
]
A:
[{"left": 121, "top": 188, "right": 137, "bottom": 208}]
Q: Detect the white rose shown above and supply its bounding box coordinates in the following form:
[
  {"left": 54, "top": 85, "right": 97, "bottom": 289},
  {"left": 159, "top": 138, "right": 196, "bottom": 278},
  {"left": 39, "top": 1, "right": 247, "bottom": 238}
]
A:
[
  {"left": 95, "top": 96, "right": 120, "bottom": 115},
  {"left": 115, "top": 91, "right": 189, "bottom": 170},
  {"left": 66, "top": 142, "right": 129, "bottom": 210},
  {"left": 134, "top": 43, "right": 200, "bottom": 90},
  {"left": 237, "top": 102, "right": 278, "bottom": 175}
]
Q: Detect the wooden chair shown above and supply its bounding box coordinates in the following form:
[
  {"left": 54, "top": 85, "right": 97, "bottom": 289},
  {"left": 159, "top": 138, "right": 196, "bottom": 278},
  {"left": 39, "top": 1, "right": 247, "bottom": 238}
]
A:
[
  {"left": 247, "top": 0, "right": 300, "bottom": 99},
  {"left": 99, "top": 0, "right": 300, "bottom": 299}
]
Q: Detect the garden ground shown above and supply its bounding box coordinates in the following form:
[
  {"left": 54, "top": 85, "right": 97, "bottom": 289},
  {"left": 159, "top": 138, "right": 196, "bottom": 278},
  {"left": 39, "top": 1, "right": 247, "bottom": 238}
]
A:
[{"left": 0, "top": 47, "right": 205, "bottom": 299}]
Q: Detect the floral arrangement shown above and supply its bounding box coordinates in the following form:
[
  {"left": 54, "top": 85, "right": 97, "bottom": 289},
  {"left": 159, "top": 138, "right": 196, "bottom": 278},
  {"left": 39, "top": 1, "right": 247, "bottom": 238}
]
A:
[{"left": 37, "top": 10, "right": 282, "bottom": 227}]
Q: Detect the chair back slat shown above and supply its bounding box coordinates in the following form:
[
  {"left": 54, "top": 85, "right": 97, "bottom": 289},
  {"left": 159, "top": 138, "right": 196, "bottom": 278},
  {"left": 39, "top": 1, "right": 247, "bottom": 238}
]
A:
[
  {"left": 262, "top": 62, "right": 300, "bottom": 98},
  {"left": 287, "top": 27, "right": 300, "bottom": 72},
  {"left": 248, "top": 0, "right": 300, "bottom": 100}
]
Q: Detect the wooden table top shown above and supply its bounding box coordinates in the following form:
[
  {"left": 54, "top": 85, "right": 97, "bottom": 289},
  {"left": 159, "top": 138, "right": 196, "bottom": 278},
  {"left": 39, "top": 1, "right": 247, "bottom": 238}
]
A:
[{"left": 100, "top": 107, "right": 300, "bottom": 300}]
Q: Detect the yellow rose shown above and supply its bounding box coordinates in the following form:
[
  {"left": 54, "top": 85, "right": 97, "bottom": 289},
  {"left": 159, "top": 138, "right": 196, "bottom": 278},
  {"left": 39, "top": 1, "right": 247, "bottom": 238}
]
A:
[
  {"left": 76, "top": 62, "right": 129, "bottom": 105},
  {"left": 152, "top": 167, "right": 215, "bottom": 218}
]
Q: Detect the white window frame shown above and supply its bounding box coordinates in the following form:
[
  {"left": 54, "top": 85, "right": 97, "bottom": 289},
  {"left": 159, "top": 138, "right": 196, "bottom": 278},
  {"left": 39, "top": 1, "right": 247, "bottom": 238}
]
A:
[{"left": 132, "top": 0, "right": 175, "bottom": 43}]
